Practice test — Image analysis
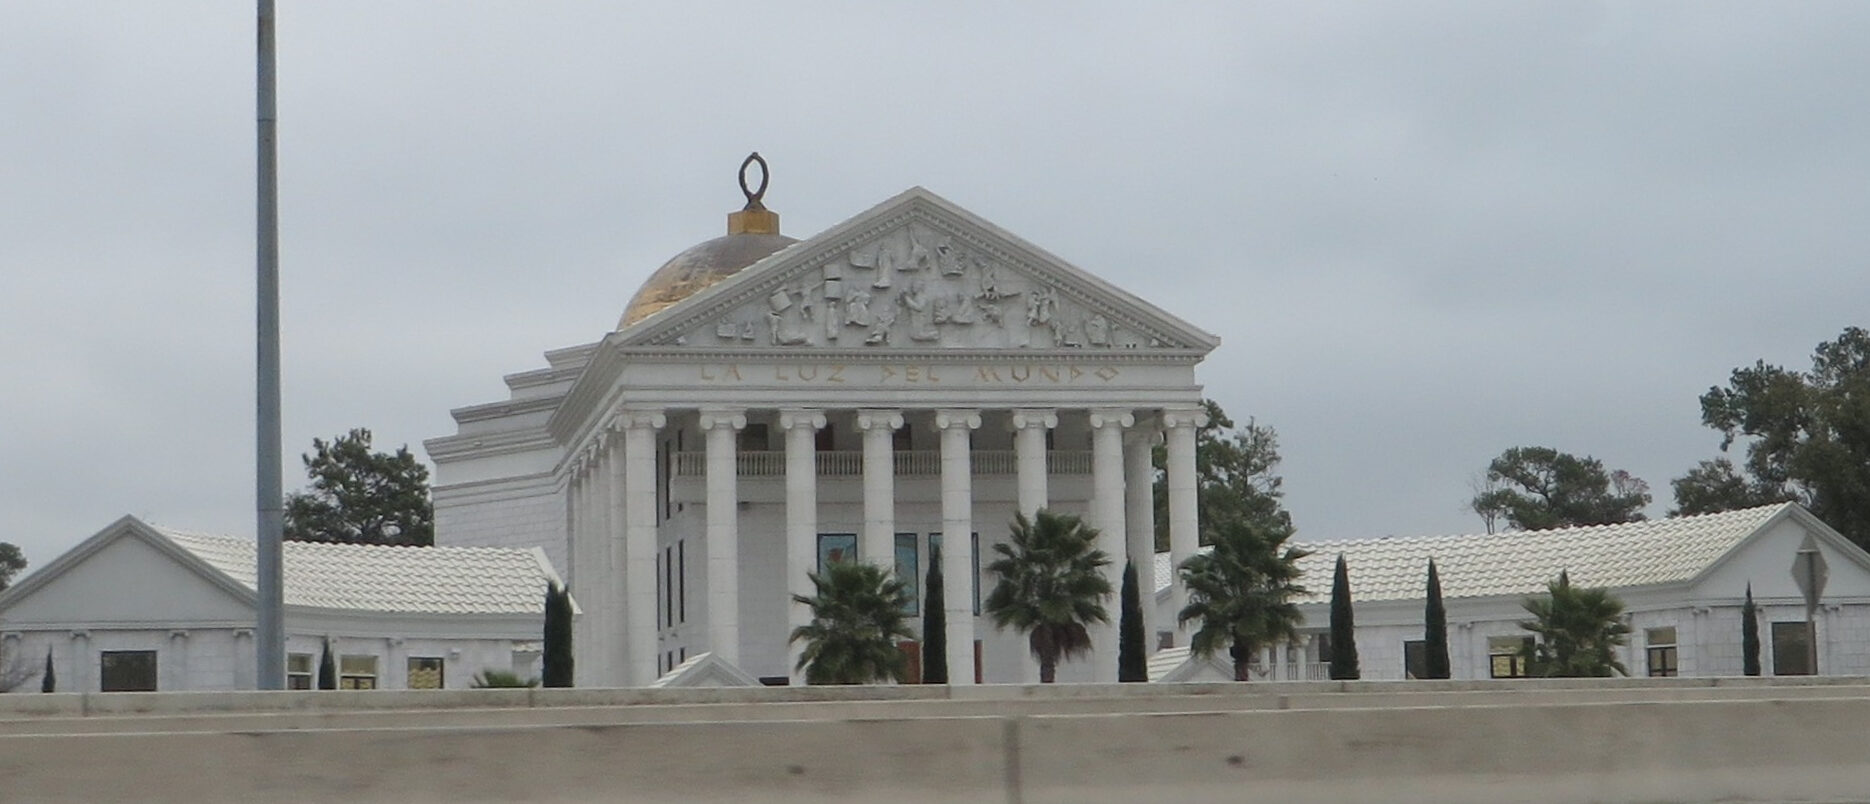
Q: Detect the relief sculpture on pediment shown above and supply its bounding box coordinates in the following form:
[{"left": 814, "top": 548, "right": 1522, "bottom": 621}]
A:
[{"left": 694, "top": 221, "right": 1153, "bottom": 350}]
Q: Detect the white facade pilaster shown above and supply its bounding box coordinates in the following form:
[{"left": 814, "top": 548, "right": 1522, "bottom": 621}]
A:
[
  {"left": 1088, "top": 408, "right": 1133, "bottom": 682},
  {"left": 856, "top": 409, "right": 903, "bottom": 569},
  {"left": 780, "top": 408, "right": 826, "bottom": 685},
  {"left": 1163, "top": 407, "right": 1207, "bottom": 644},
  {"left": 602, "top": 431, "right": 627, "bottom": 686},
  {"left": 936, "top": 409, "right": 981, "bottom": 685},
  {"left": 699, "top": 408, "right": 746, "bottom": 666},
  {"left": 1124, "top": 422, "right": 1159, "bottom": 650},
  {"left": 619, "top": 408, "right": 664, "bottom": 686}
]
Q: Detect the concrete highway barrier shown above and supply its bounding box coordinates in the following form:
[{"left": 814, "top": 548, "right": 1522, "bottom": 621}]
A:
[{"left": 2, "top": 679, "right": 1868, "bottom": 802}]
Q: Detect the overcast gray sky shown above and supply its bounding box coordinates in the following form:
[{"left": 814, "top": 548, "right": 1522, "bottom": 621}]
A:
[{"left": 3, "top": 2, "right": 1866, "bottom": 570}]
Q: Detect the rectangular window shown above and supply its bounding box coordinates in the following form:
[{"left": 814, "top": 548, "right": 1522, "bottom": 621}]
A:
[
  {"left": 892, "top": 425, "right": 913, "bottom": 452},
  {"left": 407, "top": 657, "right": 444, "bottom": 690},
  {"left": 286, "top": 652, "right": 314, "bottom": 690},
  {"left": 655, "top": 552, "right": 664, "bottom": 630},
  {"left": 1315, "top": 633, "right": 1333, "bottom": 664},
  {"left": 929, "top": 533, "right": 981, "bottom": 615},
  {"left": 815, "top": 422, "right": 836, "bottom": 452},
  {"left": 1489, "top": 636, "right": 1534, "bottom": 679},
  {"left": 895, "top": 533, "right": 920, "bottom": 614},
  {"left": 1403, "top": 640, "right": 1428, "bottom": 680},
  {"left": 1772, "top": 621, "right": 1815, "bottom": 676},
  {"left": 1645, "top": 627, "right": 1679, "bottom": 677},
  {"left": 339, "top": 655, "right": 379, "bottom": 690},
  {"left": 818, "top": 533, "right": 858, "bottom": 571},
  {"left": 664, "top": 545, "right": 674, "bottom": 628},
  {"left": 678, "top": 540, "right": 687, "bottom": 624},
  {"left": 100, "top": 650, "right": 158, "bottom": 692}
]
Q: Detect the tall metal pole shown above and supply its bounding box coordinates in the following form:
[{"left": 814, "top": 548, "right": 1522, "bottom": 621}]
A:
[{"left": 255, "top": 0, "right": 286, "bottom": 690}]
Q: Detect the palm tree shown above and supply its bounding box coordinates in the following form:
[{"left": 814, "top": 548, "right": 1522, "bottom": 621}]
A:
[
  {"left": 984, "top": 510, "right": 1113, "bottom": 683},
  {"left": 789, "top": 561, "right": 915, "bottom": 685},
  {"left": 1177, "top": 519, "right": 1310, "bottom": 681},
  {"left": 1518, "top": 570, "right": 1631, "bottom": 677}
]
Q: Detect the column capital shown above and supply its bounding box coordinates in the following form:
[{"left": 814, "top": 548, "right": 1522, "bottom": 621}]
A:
[
  {"left": 1161, "top": 406, "right": 1210, "bottom": 430},
  {"left": 935, "top": 409, "right": 982, "bottom": 430},
  {"left": 613, "top": 407, "right": 667, "bottom": 431},
  {"left": 1087, "top": 408, "right": 1135, "bottom": 430},
  {"left": 698, "top": 408, "right": 747, "bottom": 431},
  {"left": 1009, "top": 408, "right": 1059, "bottom": 430},
  {"left": 856, "top": 409, "right": 904, "bottom": 431},
  {"left": 779, "top": 408, "right": 827, "bottom": 431}
]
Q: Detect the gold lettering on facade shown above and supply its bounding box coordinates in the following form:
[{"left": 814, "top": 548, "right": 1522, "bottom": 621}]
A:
[
  {"left": 1039, "top": 366, "right": 1060, "bottom": 383},
  {"left": 827, "top": 364, "right": 846, "bottom": 383},
  {"left": 976, "top": 367, "right": 1003, "bottom": 383},
  {"left": 798, "top": 364, "right": 818, "bottom": 381},
  {"left": 1009, "top": 365, "right": 1030, "bottom": 383}
]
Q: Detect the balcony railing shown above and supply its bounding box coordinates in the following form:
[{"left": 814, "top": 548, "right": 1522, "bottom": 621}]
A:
[{"left": 672, "top": 450, "right": 1093, "bottom": 478}]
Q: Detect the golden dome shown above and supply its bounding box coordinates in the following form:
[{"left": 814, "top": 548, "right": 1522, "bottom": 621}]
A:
[{"left": 617, "top": 153, "right": 797, "bottom": 330}]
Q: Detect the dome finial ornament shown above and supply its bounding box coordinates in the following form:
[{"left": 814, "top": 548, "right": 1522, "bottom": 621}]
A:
[
  {"left": 726, "top": 152, "right": 780, "bottom": 236},
  {"left": 739, "top": 152, "right": 770, "bottom": 211}
]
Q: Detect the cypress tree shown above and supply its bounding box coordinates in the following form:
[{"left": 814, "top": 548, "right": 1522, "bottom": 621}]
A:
[
  {"left": 1742, "top": 582, "right": 1761, "bottom": 677},
  {"left": 1329, "top": 554, "right": 1360, "bottom": 680},
  {"left": 40, "top": 648, "right": 55, "bottom": 693},
  {"left": 543, "top": 582, "right": 575, "bottom": 688},
  {"left": 1423, "top": 559, "right": 1451, "bottom": 679},
  {"left": 317, "top": 639, "right": 337, "bottom": 690},
  {"left": 922, "top": 547, "right": 948, "bottom": 684},
  {"left": 1118, "top": 560, "right": 1148, "bottom": 682}
]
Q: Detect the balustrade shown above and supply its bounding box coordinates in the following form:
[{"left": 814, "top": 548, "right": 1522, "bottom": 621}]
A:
[{"left": 672, "top": 449, "right": 1093, "bottom": 478}]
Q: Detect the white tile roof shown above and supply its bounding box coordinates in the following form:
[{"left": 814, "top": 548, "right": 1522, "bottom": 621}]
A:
[
  {"left": 1156, "top": 503, "right": 1792, "bottom": 603},
  {"left": 155, "top": 527, "right": 555, "bottom": 616}
]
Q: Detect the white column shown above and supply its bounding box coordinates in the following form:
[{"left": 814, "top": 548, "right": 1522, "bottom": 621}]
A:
[
  {"left": 780, "top": 409, "right": 826, "bottom": 685},
  {"left": 1088, "top": 408, "right": 1133, "bottom": 683},
  {"left": 619, "top": 409, "right": 664, "bottom": 686},
  {"left": 1162, "top": 407, "right": 1207, "bottom": 644},
  {"left": 856, "top": 409, "right": 903, "bottom": 568},
  {"left": 936, "top": 409, "right": 981, "bottom": 685},
  {"left": 1010, "top": 409, "right": 1056, "bottom": 519},
  {"left": 1009, "top": 408, "right": 1055, "bottom": 684},
  {"left": 699, "top": 408, "right": 746, "bottom": 666},
  {"left": 1124, "top": 422, "right": 1158, "bottom": 652}
]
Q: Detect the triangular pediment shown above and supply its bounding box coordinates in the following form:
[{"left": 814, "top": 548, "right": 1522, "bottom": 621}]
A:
[{"left": 615, "top": 188, "right": 1219, "bottom": 353}]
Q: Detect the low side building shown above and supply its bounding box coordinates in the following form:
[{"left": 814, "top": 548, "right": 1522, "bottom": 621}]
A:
[
  {"left": 1153, "top": 503, "right": 1870, "bottom": 681},
  {"left": 0, "top": 516, "right": 560, "bottom": 692}
]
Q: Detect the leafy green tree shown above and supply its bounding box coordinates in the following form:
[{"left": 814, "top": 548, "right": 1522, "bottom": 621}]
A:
[
  {"left": 543, "top": 582, "right": 574, "bottom": 687},
  {"left": 1742, "top": 583, "right": 1761, "bottom": 677},
  {"left": 41, "top": 648, "right": 54, "bottom": 693},
  {"left": 789, "top": 561, "right": 915, "bottom": 685},
  {"left": 1470, "top": 446, "right": 1650, "bottom": 532},
  {"left": 921, "top": 547, "right": 947, "bottom": 684},
  {"left": 0, "top": 542, "right": 26, "bottom": 591},
  {"left": 1669, "top": 458, "right": 1791, "bottom": 516},
  {"left": 285, "top": 428, "right": 434, "bottom": 546},
  {"left": 1423, "top": 559, "right": 1450, "bottom": 680},
  {"left": 317, "top": 639, "right": 337, "bottom": 690},
  {"left": 1177, "top": 519, "right": 1309, "bottom": 681},
  {"left": 1152, "top": 399, "right": 1293, "bottom": 550},
  {"left": 1518, "top": 571, "right": 1630, "bottom": 677},
  {"left": 1329, "top": 554, "right": 1360, "bottom": 680},
  {"left": 1118, "top": 560, "right": 1148, "bottom": 682},
  {"left": 984, "top": 510, "right": 1113, "bottom": 683},
  {"left": 1681, "top": 327, "right": 1870, "bottom": 549}
]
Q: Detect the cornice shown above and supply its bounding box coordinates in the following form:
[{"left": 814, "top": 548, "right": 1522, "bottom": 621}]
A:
[{"left": 604, "top": 346, "right": 1205, "bottom": 366}]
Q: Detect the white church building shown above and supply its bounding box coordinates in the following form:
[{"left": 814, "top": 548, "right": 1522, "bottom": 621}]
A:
[{"left": 426, "top": 156, "right": 1218, "bottom": 686}]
